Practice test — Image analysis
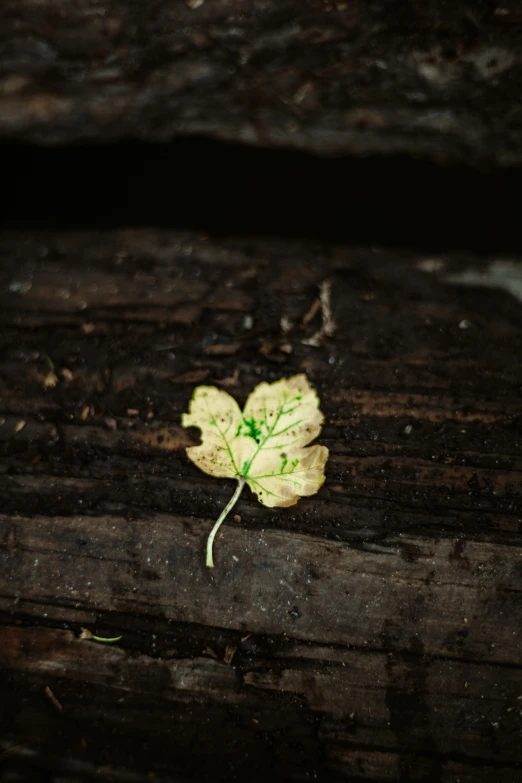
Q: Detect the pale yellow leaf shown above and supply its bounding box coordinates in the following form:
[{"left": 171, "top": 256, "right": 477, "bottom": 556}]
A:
[
  {"left": 182, "top": 374, "right": 329, "bottom": 566},
  {"left": 239, "top": 374, "right": 327, "bottom": 507},
  {"left": 181, "top": 386, "right": 256, "bottom": 479}
]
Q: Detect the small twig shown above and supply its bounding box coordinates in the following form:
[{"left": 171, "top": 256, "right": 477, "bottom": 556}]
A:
[
  {"left": 302, "top": 280, "right": 336, "bottom": 347},
  {"left": 320, "top": 279, "right": 336, "bottom": 337},
  {"left": 302, "top": 297, "right": 321, "bottom": 326},
  {"left": 44, "top": 686, "right": 63, "bottom": 712}
]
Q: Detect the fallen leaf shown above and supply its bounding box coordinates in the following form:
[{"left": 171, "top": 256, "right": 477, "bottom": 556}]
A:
[{"left": 182, "top": 374, "right": 328, "bottom": 567}]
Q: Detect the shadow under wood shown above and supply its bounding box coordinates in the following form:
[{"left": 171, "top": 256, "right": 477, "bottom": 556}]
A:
[{"left": 2, "top": 137, "right": 522, "bottom": 254}]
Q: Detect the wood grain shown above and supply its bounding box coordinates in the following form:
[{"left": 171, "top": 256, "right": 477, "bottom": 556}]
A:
[
  {"left": 1, "top": 230, "right": 522, "bottom": 782},
  {"left": 0, "top": 2, "right": 522, "bottom": 165}
]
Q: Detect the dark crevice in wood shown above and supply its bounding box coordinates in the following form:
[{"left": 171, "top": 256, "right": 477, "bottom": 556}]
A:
[
  {"left": 2, "top": 140, "right": 522, "bottom": 254},
  {"left": 1, "top": 608, "right": 521, "bottom": 673}
]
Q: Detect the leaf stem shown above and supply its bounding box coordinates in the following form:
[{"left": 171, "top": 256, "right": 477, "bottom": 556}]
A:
[
  {"left": 91, "top": 634, "right": 123, "bottom": 643},
  {"left": 207, "top": 478, "right": 245, "bottom": 568}
]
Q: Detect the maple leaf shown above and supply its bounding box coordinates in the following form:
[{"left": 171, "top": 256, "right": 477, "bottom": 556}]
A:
[{"left": 182, "top": 374, "right": 328, "bottom": 567}]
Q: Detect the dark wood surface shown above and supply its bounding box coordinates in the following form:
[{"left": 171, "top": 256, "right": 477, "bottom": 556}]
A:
[
  {"left": 0, "top": 230, "right": 521, "bottom": 781},
  {"left": 1, "top": 1, "right": 522, "bottom": 164}
]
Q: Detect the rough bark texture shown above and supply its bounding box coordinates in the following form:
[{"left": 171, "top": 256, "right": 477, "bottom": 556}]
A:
[
  {"left": 0, "top": 230, "right": 521, "bottom": 782},
  {"left": 1, "top": 1, "right": 522, "bottom": 164}
]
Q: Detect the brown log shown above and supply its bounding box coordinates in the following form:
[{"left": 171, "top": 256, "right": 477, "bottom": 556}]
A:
[
  {"left": 1, "top": 230, "right": 522, "bottom": 782},
  {"left": 1, "top": 1, "right": 522, "bottom": 164}
]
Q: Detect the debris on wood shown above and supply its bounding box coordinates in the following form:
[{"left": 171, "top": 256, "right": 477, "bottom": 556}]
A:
[
  {"left": 0, "top": 745, "right": 23, "bottom": 760},
  {"left": 44, "top": 686, "right": 63, "bottom": 712},
  {"left": 280, "top": 316, "right": 293, "bottom": 334},
  {"left": 220, "top": 368, "right": 240, "bottom": 387},
  {"left": 171, "top": 369, "right": 209, "bottom": 384},
  {"left": 302, "top": 280, "right": 336, "bottom": 347},
  {"left": 79, "top": 628, "right": 123, "bottom": 644},
  {"left": 203, "top": 343, "right": 241, "bottom": 356},
  {"left": 223, "top": 646, "right": 237, "bottom": 664},
  {"left": 42, "top": 372, "right": 58, "bottom": 388},
  {"left": 302, "top": 297, "right": 322, "bottom": 326}
]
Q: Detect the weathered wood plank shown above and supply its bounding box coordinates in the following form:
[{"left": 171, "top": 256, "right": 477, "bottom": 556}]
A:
[
  {"left": 2, "top": 626, "right": 521, "bottom": 781},
  {"left": 1, "top": 230, "right": 522, "bottom": 781},
  {"left": 1, "top": 2, "right": 522, "bottom": 164},
  {"left": 1, "top": 511, "right": 521, "bottom": 664}
]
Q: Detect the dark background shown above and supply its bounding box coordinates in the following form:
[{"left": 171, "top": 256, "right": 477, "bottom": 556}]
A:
[{"left": 2, "top": 140, "right": 521, "bottom": 254}]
